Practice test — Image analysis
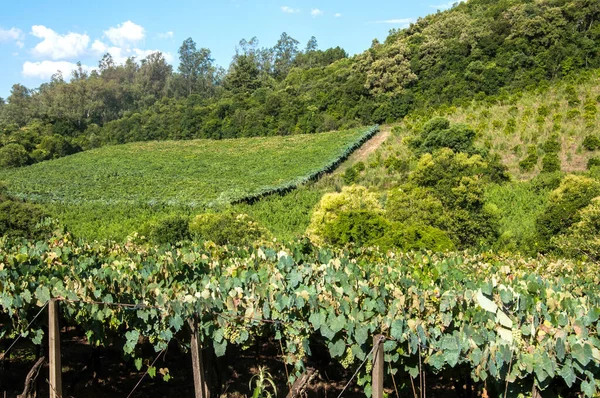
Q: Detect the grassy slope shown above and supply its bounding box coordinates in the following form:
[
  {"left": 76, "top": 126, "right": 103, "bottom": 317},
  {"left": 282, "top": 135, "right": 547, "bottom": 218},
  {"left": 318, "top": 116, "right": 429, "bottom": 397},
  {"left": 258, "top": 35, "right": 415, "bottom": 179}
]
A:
[
  {"left": 347, "top": 72, "right": 600, "bottom": 253},
  {"left": 0, "top": 128, "right": 368, "bottom": 240}
]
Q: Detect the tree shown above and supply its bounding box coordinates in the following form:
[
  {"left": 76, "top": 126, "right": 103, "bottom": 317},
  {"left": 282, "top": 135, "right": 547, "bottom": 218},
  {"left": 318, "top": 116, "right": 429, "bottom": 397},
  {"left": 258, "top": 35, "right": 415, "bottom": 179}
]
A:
[
  {"left": 137, "top": 52, "right": 173, "bottom": 101},
  {"left": 306, "top": 36, "right": 318, "bottom": 53},
  {"left": 273, "top": 32, "right": 300, "bottom": 80},
  {"left": 177, "top": 38, "right": 215, "bottom": 97}
]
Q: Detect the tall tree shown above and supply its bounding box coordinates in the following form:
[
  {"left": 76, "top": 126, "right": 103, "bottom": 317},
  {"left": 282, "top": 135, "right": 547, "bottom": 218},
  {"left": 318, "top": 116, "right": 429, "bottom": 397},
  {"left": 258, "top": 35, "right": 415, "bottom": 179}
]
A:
[
  {"left": 177, "top": 38, "right": 215, "bottom": 97},
  {"left": 273, "top": 32, "right": 300, "bottom": 80}
]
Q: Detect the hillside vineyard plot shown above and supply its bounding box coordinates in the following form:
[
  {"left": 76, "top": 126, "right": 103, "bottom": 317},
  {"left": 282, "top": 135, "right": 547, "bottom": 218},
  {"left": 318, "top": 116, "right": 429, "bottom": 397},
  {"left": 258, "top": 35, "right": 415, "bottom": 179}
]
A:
[{"left": 0, "top": 127, "right": 378, "bottom": 239}]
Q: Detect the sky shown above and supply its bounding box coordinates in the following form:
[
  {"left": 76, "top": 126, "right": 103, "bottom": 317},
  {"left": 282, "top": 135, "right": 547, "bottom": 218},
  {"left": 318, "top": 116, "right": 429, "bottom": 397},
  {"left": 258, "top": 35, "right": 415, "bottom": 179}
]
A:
[{"left": 0, "top": 0, "right": 460, "bottom": 99}]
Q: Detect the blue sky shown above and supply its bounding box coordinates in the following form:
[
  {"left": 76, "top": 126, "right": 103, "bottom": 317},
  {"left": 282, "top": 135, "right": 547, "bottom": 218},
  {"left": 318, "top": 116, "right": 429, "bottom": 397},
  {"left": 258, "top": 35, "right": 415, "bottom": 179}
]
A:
[{"left": 0, "top": 0, "right": 458, "bottom": 99}]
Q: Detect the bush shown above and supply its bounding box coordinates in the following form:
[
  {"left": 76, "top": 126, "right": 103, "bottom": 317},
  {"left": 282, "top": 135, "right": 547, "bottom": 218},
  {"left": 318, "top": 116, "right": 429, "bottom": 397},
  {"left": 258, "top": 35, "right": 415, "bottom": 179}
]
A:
[
  {"left": 588, "top": 157, "right": 600, "bottom": 170},
  {"left": 536, "top": 175, "right": 600, "bottom": 244},
  {"left": 0, "top": 143, "right": 30, "bottom": 168},
  {"left": 519, "top": 145, "right": 538, "bottom": 172},
  {"left": 376, "top": 223, "right": 454, "bottom": 252},
  {"left": 189, "top": 212, "right": 270, "bottom": 246},
  {"left": 0, "top": 190, "right": 51, "bottom": 239},
  {"left": 582, "top": 135, "right": 600, "bottom": 151},
  {"left": 541, "top": 152, "right": 561, "bottom": 173},
  {"left": 530, "top": 171, "right": 562, "bottom": 192},
  {"left": 410, "top": 118, "right": 477, "bottom": 155},
  {"left": 552, "top": 197, "right": 600, "bottom": 260},
  {"left": 385, "top": 186, "right": 447, "bottom": 228},
  {"left": 542, "top": 134, "right": 561, "bottom": 154},
  {"left": 343, "top": 167, "right": 358, "bottom": 184},
  {"left": 306, "top": 185, "right": 382, "bottom": 244},
  {"left": 321, "top": 210, "right": 389, "bottom": 247},
  {"left": 149, "top": 215, "right": 190, "bottom": 245}
]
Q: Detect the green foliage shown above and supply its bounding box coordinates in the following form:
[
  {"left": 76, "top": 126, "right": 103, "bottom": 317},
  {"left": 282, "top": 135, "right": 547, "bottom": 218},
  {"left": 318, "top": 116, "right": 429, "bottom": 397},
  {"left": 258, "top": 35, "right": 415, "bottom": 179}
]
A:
[
  {"left": 306, "top": 185, "right": 382, "bottom": 245},
  {"left": 410, "top": 118, "right": 477, "bottom": 155},
  {"left": 0, "top": 128, "right": 374, "bottom": 241},
  {"left": 189, "top": 212, "right": 271, "bottom": 246},
  {"left": 486, "top": 181, "right": 550, "bottom": 254},
  {"left": 0, "top": 143, "right": 30, "bottom": 168},
  {"left": 342, "top": 167, "right": 358, "bottom": 185},
  {"left": 553, "top": 197, "right": 600, "bottom": 261},
  {"left": 536, "top": 175, "right": 600, "bottom": 246},
  {"left": 541, "top": 152, "right": 561, "bottom": 173},
  {"left": 375, "top": 223, "right": 454, "bottom": 252},
  {"left": 2, "top": 235, "right": 600, "bottom": 397},
  {"left": 0, "top": 188, "right": 51, "bottom": 239},
  {"left": 148, "top": 215, "right": 190, "bottom": 245},
  {"left": 321, "top": 210, "right": 389, "bottom": 247},
  {"left": 582, "top": 135, "right": 600, "bottom": 151},
  {"left": 385, "top": 186, "right": 447, "bottom": 228},
  {"left": 542, "top": 134, "right": 561, "bottom": 154},
  {"left": 588, "top": 157, "right": 600, "bottom": 170},
  {"left": 519, "top": 145, "right": 539, "bottom": 172}
]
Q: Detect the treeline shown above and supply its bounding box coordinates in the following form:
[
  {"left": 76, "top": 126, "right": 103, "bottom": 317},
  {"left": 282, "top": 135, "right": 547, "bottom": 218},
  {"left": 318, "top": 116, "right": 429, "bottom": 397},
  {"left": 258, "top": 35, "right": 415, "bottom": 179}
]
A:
[{"left": 1, "top": 0, "right": 600, "bottom": 167}]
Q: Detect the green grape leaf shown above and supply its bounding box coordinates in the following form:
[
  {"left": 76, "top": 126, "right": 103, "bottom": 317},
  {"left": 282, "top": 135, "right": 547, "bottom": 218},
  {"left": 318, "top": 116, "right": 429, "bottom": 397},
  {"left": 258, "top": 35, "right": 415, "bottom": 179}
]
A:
[
  {"left": 214, "top": 339, "right": 227, "bottom": 357},
  {"left": 135, "top": 358, "right": 143, "bottom": 371},
  {"left": 354, "top": 325, "right": 369, "bottom": 346},
  {"left": 390, "top": 320, "right": 403, "bottom": 341},
  {"left": 35, "top": 286, "right": 51, "bottom": 304},
  {"left": 559, "top": 360, "right": 576, "bottom": 388},
  {"left": 581, "top": 380, "right": 596, "bottom": 398},
  {"left": 328, "top": 339, "right": 346, "bottom": 358},
  {"left": 148, "top": 366, "right": 156, "bottom": 378}
]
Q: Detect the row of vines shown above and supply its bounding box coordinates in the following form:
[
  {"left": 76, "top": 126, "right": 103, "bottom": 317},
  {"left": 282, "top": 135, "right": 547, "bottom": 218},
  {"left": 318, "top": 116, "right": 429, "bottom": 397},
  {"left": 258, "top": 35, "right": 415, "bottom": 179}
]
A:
[
  {"left": 234, "top": 125, "right": 380, "bottom": 204},
  {"left": 1, "top": 231, "right": 599, "bottom": 396}
]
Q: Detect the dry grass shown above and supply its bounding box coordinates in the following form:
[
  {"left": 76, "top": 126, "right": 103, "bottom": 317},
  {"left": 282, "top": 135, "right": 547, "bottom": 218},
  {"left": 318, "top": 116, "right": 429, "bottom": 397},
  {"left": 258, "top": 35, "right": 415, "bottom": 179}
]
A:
[{"left": 378, "top": 70, "right": 600, "bottom": 180}]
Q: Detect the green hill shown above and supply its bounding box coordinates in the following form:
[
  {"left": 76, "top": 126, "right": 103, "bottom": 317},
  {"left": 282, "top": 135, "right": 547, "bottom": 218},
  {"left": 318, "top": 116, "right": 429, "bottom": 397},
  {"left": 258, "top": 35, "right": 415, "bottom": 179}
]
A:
[{"left": 0, "top": 127, "right": 376, "bottom": 240}]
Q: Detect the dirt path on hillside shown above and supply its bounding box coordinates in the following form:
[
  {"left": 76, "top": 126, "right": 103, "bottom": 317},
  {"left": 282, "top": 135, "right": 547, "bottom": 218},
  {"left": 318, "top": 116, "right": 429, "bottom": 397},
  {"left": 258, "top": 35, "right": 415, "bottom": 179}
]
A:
[{"left": 335, "top": 127, "right": 391, "bottom": 174}]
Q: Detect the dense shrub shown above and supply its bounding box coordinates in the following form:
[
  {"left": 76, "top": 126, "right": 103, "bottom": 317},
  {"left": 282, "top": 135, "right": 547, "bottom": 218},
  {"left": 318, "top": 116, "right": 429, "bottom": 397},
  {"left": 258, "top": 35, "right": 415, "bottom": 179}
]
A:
[
  {"left": 0, "top": 187, "right": 51, "bottom": 239},
  {"left": 582, "top": 135, "right": 600, "bottom": 151},
  {"left": 376, "top": 223, "right": 454, "bottom": 252},
  {"left": 321, "top": 210, "right": 389, "bottom": 247},
  {"left": 553, "top": 197, "right": 600, "bottom": 261},
  {"left": 0, "top": 144, "right": 30, "bottom": 168},
  {"left": 542, "top": 134, "right": 561, "bottom": 154},
  {"left": 541, "top": 152, "right": 561, "bottom": 173},
  {"left": 385, "top": 186, "right": 447, "bottom": 228},
  {"left": 189, "top": 212, "right": 271, "bottom": 246},
  {"left": 343, "top": 167, "right": 358, "bottom": 185},
  {"left": 536, "top": 175, "right": 600, "bottom": 245},
  {"left": 531, "top": 171, "right": 562, "bottom": 192},
  {"left": 588, "top": 157, "right": 600, "bottom": 170},
  {"left": 306, "top": 185, "right": 382, "bottom": 244},
  {"left": 519, "top": 145, "right": 538, "bottom": 172},
  {"left": 410, "top": 118, "right": 477, "bottom": 155},
  {"left": 148, "top": 215, "right": 190, "bottom": 245}
]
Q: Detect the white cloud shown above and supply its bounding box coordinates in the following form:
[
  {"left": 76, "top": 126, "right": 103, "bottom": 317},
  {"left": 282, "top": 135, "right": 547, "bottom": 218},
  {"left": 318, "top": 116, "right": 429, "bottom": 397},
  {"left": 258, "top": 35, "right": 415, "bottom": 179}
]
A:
[
  {"left": 92, "top": 39, "right": 173, "bottom": 65},
  {"left": 373, "top": 18, "right": 414, "bottom": 27},
  {"left": 22, "top": 60, "right": 93, "bottom": 79},
  {"left": 0, "top": 27, "right": 24, "bottom": 45},
  {"left": 30, "top": 25, "right": 90, "bottom": 60},
  {"left": 334, "top": 13, "right": 342, "bottom": 18},
  {"left": 281, "top": 6, "right": 300, "bottom": 14},
  {"left": 103, "top": 21, "right": 145, "bottom": 48},
  {"left": 158, "top": 31, "right": 174, "bottom": 39},
  {"left": 429, "top": 1, "right": 465, "bottom": 10},
  {"left": 311, "top": 9, "right": 323, "bottom": 17}
]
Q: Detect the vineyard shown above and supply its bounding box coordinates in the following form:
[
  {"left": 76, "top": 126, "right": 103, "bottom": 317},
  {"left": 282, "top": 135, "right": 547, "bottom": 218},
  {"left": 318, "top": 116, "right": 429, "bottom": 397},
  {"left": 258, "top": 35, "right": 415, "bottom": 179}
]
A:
[
  {"left": 0, "top": 126, "right": 378, "bottom": 240},
  {"left": 1, "top": 232, "right": 599, "bottom": 397}
]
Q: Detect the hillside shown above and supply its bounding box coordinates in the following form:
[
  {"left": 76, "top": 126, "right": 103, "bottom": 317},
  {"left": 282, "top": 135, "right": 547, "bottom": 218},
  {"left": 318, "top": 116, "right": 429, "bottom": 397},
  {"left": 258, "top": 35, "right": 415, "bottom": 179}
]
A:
[
  {"left": 0, "top": 127, "right": 376, "bottom": 240},
  {"left": 1, "top": 0, "right": 599, "bottom": 168}
]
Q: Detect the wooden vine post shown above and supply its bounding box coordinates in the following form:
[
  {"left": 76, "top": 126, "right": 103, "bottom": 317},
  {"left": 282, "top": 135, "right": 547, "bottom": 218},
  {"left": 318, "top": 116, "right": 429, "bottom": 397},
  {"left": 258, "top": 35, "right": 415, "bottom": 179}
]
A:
[
  {"left": 48, "top": 299, "right": 62, "bottom": 398},
  {"left": 372, "top": 335, "right": 384, "bottom": 398},
  {"left": 189, "top": 319, "right": 210, "bottom": 398}
]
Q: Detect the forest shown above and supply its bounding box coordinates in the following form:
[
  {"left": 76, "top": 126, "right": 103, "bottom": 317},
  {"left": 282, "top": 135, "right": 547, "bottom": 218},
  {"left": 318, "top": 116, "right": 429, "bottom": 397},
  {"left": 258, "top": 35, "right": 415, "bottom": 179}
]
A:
[{"left": 2, "top": 0, "right": 600, "bottom": 397}]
